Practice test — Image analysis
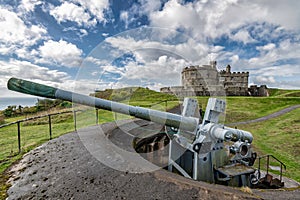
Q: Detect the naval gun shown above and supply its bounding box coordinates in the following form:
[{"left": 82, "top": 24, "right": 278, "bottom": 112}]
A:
[{"left": 7, "top": 77, "right": 258, "bottom": 187}]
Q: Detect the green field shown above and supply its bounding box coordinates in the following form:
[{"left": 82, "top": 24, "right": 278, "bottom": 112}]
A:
[
  {"left": 268, "top": 88, "right": 300, "bottom": 97},
  {"left": 0, "top": 88, "right": 300, "bottom": 198},
  {"left": 238, "top": 108, "right": 300, "bottom": 182}
]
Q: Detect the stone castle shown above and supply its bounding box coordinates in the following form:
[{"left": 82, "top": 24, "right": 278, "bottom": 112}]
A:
[{"left": 160, "top": 61, "right": 268, "bottom": 97}]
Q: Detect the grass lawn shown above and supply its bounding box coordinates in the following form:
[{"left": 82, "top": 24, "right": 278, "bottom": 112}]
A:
[
  {"left": 237, "top": 108, "right": 300, "bottom": 182},
  {"left": 225, "top": 97, "right": 300, "bottom": 123}
]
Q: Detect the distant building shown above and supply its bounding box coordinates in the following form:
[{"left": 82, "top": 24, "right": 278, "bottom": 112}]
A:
[
  {"left": 248, "top": 85, "right": 269, "bottom": 97},
  {"left": 160, "top": 61, "right": 268, "bottom": 97}
]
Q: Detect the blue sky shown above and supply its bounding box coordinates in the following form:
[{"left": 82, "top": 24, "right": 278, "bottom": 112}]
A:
[{"left": 0, "top": 0, "right": 300, "bottom": 97}]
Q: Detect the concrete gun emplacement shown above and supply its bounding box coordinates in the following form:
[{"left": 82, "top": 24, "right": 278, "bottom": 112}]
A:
[{"left": 8, "top": 77, "right": 262, "bottom": 187}]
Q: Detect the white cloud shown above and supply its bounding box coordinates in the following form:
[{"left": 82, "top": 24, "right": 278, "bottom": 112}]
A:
[
  {"left": 230, "top": 55, "right": 239, "bottom": 63},
  {"left": 142, "top": 0, "right": 300, "bottom": 42},
  {"left": 210, "top": 46, "right": 225, "bottom": 52},
  {"left": 149, "top": 0, "right": 200, "bottom": 37},
  {"left": 49, "top": 0, "right": 110, "bottom": 27},
  {"left": 0, "top": 6, "right": 47, "bottom": 48},
  {"left": 79, "top": 29, "right": 88, "bottom": 38},
  {"left": 120, "top": 11, "right": 129, "bottom": 29},
  {"left": 253, "top": 75, "right": 276, "bottom": 85},
  {"left": 230, "top": 30, "right": 256, "bottom": 44},
  {"left": 0, "top": 5, "right": 47, "bottom": 62},
  {"left": 256, "top": 65, "right": 300, "bottom": 78},
  {"left": 0, "top": 59, "right": 71, "bottom": 97},
  {"left": 276, "top": 79, "right": 300, "bottom": 89},
  {"left": 62, "top": 27, "right": 89, "bottom": 38},
  {"left": 256, "top": 43, "right": 276, "bottom": 51},
  {"left": 248, "top": 39, "right": 300, "bottom": 67},
  {"left": 18, "top": 0, "right": 41, "bottom": 13},
  {"left": 82, "top": 32, "right": 207, "bottom": 91},
  {"left": 105, "top": 36, "right": 209, "bottom": 64},
  {"left": 37, "top": 40, "right": 83, "bottom": 67},
  {"left": 251, "top": 0, "right": 300, "bottom": 31},
  {"left": 123, "top": 55, "right": 187, "bottom": 83},
  {"left": 118, "top": 0, "right": 163, "bottom": 28},
  {"left": 73, "top": 0, "right": 110, "bottom": 23},
  {"left": 49, "top": 2, "right": 96, "bottom": 27},
  {"left": 95, "top": 55, "right": 188, "bottom": 91},
  {"left": 138, "top": 0, "right": 162, "bottom": 15}
]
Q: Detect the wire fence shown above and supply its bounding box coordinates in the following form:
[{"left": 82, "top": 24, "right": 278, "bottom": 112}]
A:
[
  {"left": 0, "top": 108, "right": 102, "bottom": 172},
  {"left": 0, "top": 110, "right": 78, "bottom": 155},
  {"left": 0, "top": 100, "right": 178, "bottom": 171}
]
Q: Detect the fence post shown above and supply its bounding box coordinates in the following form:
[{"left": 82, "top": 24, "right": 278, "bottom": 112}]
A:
[
  {"left": 74, "top": 110, "right": 77, "bottom": 131},
  {"left": 17, "top": 121, "right": 21, "bottom": 153},
  {"left": 48, "top": 114, "right": 52, "bottom": 140},
  {"left": 96, "top": 108, "right": 99, "bottom": 125}
]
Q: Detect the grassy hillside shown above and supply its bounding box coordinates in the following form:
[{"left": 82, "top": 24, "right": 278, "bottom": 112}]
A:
[
  {"left": 195, "top": 96, "right": 300, "bottom": 124},
  {"left": 93, "top": 87, "right": 178, "bottom": 102},
  {"left": 224, "top": 97, "right": 300, "bottom": 123},
  {"left": 268, "top": 88, "right": 300, "bottom": 97},
  {"left": 237, "top": 108, "right": 300, "bottom": 182}
]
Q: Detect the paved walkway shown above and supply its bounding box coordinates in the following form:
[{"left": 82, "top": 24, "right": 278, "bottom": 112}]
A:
[{"left": 227, "top": 105, "right": 300, "bottom": 126}]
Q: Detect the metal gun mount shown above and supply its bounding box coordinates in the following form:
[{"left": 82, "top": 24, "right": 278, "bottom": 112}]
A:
[
  {"left": 8, "top": 78, "right": 259, "bottom": 187},
  {"left": 168, "top": 98, "right": 257, "bottom": 187}
]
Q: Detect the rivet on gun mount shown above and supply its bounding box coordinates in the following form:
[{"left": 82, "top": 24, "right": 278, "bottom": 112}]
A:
[{"left": 7, "top": 77, "right": 284, "bottom": 188}]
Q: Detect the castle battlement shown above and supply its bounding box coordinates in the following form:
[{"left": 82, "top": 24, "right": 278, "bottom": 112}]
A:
[{"left": 160, "top": 61, "right": 268, "bottom": 96}]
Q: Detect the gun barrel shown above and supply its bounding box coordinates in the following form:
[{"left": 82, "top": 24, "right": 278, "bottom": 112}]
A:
[
  {"left": 7, "top": 78, "right": 198, "bottom": 132},
  {"left": 224, "top": 126, "right": 253, "bottom": 143}
]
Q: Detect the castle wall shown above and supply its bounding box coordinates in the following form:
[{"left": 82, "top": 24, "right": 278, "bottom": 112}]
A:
[{"left": 220, "top": 71, "right": 249, "bottom": 96}]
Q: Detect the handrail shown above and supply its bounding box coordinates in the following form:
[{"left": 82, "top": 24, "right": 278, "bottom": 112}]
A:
[
  {"left": 0, "top": 109, "right": 82, "bottom": 153},
  {"left": 0, "top": 99, "right": 174, "bottom": 154},
  {"left": 259, "top": 154, "right": 286, "bottom": 170},
  {"left": 0, "top": 110, "right": 79, "bottom": 128},
  {"left": 258, "top": 154, "right": 286, "bottom": 182}
]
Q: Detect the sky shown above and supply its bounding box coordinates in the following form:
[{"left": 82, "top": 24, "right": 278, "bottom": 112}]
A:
[{"left": 0, "top": 0, "right": 300, "bottom": 98}]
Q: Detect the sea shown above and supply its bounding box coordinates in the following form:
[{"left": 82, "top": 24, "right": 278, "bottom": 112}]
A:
[{"left": 0, "top": 97, "right": 38, "bottom": 111}]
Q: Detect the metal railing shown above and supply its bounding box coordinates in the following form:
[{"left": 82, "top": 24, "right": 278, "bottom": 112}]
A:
[
  {"left": 0, "top": 100, "right": 178, "bottom": 164},
  {"left": 258, "top": 154, "right": 286, "bottom": 182},
  {"left": 0, "top": 110, "right": 80, "bottom": 153}
]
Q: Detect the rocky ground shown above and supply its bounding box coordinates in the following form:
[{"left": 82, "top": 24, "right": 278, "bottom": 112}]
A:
[{"left": 5, "top": 119, "right": 300, "bottom": 200}]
